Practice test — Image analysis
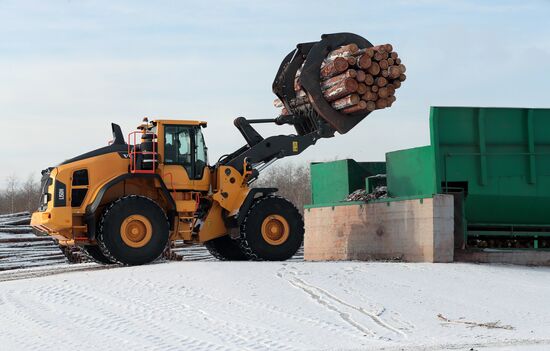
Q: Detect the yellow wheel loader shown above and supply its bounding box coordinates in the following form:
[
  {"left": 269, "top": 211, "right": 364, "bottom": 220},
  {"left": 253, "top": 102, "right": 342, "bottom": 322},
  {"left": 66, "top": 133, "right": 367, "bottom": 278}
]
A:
[{"left": 30, "top": 33, "right": 381, "bottom": 265}]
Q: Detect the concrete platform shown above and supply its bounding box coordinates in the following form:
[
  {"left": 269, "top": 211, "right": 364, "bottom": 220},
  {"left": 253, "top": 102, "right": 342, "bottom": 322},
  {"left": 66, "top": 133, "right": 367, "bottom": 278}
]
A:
[
  {"left": 455, "top": 249, "right": 550, "bottom": 266},
  {"left": 304, "top": 194, "right": 454, "bottom": 263}
]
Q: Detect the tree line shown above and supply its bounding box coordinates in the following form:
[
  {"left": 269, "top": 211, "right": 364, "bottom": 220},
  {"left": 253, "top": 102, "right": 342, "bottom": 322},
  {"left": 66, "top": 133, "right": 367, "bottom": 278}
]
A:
[
  {"left": 0, "top": 163, "right": 311, "bottom": 215},
  {"left": 0, "top": 175, "right": 42, "bottom": 214}
]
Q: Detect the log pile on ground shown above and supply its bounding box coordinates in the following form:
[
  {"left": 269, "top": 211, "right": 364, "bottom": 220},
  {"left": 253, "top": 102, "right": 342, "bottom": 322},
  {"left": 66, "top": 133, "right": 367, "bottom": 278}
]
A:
[
  {"left": 0, "top": 212, "right": 33, "bottom": 233},
  {"left": 275, "top": 43, "right": 406, "bottom": 115},
  {"left": 0, "top": 212, "right": 69, "bottom": 270}
]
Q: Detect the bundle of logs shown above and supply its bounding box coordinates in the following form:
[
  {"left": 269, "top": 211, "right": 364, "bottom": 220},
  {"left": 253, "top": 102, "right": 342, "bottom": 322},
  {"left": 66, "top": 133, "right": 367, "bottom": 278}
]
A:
[{"left": 275, "top": 43, "right": 406, "bottom": 115}]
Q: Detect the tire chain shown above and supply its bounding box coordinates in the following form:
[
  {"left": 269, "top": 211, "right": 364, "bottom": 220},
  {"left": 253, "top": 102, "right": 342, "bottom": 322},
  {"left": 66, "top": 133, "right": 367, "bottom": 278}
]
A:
[
  {"left": 96, "top": 195, "right": 169, "bottom": 265},
  {"left": 58, "top": 244, "right": 89, "bottom": 263},
  {"left": 203, "top": 242, "right": 230, "bottom": 261},
  {"left": 237, "top": 194, "right": 302, "bottom": 261}
]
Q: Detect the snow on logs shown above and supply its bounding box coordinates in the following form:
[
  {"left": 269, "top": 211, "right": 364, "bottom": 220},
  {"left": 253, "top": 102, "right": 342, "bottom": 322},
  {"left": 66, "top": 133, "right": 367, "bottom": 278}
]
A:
[{"left": 275, "top": 43, "right": 406, "bottom": 115}]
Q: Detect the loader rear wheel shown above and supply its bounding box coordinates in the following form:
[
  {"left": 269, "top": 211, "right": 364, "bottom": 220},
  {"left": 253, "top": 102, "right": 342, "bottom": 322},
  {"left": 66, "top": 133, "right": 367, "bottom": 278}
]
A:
[
  {"left": 239, "top": 195, "right": 304, "bottom": 261},
  {"left": 97, "top": 195, "right": 169, "bottom": 265},
  {"left": 83, "top": 245, "right": 115, "bottom": 264},
  {"left": 204, "top": 235, "right": 249, "bottom": 261}
]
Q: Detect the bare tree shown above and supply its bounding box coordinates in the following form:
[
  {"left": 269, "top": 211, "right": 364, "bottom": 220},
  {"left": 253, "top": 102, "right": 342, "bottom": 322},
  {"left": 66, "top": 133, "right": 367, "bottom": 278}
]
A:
[
  {"left": 0, "top": 174, "right": 42, "bottom": 214},
  {"left": 253, "top": 162, "right": 311, "bottom": 212},
  {"left": 5, "top": 175, "right": 18, "bottom": 214},
  {"left": 22, "top": 175, "right": 41, "bottom": 213}
]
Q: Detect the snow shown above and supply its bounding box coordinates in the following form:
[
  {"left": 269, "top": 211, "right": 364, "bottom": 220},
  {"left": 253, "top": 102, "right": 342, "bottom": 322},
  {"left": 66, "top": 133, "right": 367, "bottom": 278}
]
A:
[{"left": 1, "top": 261, "right": 549, "bottom": 350}]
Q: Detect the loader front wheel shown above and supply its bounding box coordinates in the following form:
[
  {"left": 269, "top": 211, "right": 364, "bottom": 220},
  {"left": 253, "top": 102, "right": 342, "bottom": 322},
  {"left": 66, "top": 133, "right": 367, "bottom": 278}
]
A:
[
  {"left": 204, "top": 235, "right": 249, "bottom": 261},
  {"left": 97, "top": 196, "right": 169, "bottom": 265},
  {"left": 239, "top": 196, "right": 304, "bottom": 261}
]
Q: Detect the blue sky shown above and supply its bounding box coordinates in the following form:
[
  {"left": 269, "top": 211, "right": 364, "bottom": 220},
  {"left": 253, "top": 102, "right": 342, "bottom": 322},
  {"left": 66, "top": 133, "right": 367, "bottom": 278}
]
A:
[{"left": 1, "top": 0, "right": 549, "bottom": 183}]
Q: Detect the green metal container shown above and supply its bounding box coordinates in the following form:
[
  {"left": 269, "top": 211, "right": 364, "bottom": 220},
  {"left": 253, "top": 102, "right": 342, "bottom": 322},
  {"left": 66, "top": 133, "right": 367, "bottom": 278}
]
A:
[
  {"left": 431, "top": 106, "right": 550, "bottom": 228},
  {"left": 386, "top": 145, "right": 437, "bottom": 198},
  {"left": 310, "top": 159, "right": 385, "bottom": 204},
  {"left": 385, "top": 106, "right": 550, "bottom": 246}
]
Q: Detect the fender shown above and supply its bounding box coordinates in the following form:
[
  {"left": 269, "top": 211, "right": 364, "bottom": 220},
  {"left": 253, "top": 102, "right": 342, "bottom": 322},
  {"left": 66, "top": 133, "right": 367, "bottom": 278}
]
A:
[
  {"left": 234, "top": 187, "right": 277, "bottom": 226},
  {"left": 84, "top": 173, "right": 177, "bottom": 239}
]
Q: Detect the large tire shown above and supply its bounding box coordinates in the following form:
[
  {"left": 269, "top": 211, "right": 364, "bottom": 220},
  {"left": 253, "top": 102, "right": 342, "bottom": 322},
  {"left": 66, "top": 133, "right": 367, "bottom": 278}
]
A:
[
  {"left": 83, "top": 245, "right": 115, "bottom": 264},
  {"left": 238, "top": 195, "right": 304, "bottom": 261},
  {"left": 204, "top": 235, "right": 249, "bottom": 261},
  {"left": 97, "top": 195, "right": 169, "bottom": 265}
]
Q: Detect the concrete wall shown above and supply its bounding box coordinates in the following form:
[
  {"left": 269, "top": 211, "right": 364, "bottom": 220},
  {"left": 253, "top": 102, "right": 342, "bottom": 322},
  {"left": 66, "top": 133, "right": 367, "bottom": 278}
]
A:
[{"left": 304, "top": 195, "right": 454, "bottom": 263}]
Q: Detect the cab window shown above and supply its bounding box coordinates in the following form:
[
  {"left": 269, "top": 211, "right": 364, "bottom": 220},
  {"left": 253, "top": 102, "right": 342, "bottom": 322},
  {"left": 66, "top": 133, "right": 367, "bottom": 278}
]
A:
[
  {"left": 164, "top": 125, "right": 193, "bottom": 176},
  {"left": 194, "top": 129, "right": 208, "bottom": 179},
  {"left": 164, "top": 125, "right": 208, "bottom": 180}
]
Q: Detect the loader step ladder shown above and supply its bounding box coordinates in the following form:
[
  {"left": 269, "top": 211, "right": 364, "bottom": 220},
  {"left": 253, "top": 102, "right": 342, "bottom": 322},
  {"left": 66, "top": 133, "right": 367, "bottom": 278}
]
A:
[{"left": 128, "top": 131, "right": 158, "bottom": 174}]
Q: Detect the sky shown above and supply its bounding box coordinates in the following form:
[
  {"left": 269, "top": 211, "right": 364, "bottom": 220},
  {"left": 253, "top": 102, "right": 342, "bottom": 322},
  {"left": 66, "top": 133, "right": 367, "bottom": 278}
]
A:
[{"left": 1, "top": 0, "right": 550, "bottom": 185}]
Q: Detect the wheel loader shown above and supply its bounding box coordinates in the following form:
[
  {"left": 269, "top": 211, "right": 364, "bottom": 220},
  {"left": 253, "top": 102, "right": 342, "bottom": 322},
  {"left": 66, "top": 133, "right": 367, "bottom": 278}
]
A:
[{"left": 30, "top": 33, "right": 383, "bottom": 265}]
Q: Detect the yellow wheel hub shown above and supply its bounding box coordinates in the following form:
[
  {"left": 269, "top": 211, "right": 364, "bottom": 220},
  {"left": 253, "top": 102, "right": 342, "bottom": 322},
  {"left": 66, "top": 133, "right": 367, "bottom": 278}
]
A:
[
  {"left": 261, "top": 214, "right": 290, "bottom": 246},
  {"left": 120, "top": 214, "right": 152, "bottom": 248}
]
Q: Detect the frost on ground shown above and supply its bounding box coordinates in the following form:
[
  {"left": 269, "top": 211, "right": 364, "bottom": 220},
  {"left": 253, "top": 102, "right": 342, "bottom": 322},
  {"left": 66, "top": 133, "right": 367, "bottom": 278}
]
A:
[{"left": 0, "top": 261, "right": 549, "bottom": 351}]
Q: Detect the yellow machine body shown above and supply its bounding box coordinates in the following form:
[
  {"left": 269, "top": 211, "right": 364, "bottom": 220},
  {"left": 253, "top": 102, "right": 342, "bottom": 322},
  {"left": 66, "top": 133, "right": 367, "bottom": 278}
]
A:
[{"left": 31, "top": 119, "right": 251, "bottom": 247}]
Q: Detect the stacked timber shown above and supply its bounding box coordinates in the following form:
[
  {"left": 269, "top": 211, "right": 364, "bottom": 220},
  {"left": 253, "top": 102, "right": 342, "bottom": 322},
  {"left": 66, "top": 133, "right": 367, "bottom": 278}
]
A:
[{"left": 275, "top": 43, "right": 406, "bottom": 115}]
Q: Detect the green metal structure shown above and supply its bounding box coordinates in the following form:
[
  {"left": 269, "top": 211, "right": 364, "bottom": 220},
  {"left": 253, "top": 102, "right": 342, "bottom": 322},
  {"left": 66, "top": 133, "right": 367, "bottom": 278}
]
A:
[
  {"left": 385, "top": 106, "right": 550, "bottom": 249},
  {"left": 309, "top": 106, "right": 550, "bottom": 249},
  {"left": 310, "top": 159, "right": 385, "bottom": 205}
]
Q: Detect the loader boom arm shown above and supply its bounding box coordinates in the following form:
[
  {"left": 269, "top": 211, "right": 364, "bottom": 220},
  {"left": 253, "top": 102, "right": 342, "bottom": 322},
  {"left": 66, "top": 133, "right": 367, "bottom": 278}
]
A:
[{"left": 220, "top": 32, "right": 374, "bottom": 175}]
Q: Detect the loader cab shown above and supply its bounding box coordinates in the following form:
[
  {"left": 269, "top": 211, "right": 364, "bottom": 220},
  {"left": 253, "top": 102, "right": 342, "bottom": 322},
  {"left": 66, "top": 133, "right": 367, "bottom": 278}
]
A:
[{"left": 154, "top": 120, "right": 210, "bottom": 191}]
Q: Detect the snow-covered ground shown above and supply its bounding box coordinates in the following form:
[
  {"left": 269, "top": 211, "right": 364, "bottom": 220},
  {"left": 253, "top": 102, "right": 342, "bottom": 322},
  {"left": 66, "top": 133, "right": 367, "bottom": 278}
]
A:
[{"left": 1, "top": 261, "right": 549, "bottom": 351}]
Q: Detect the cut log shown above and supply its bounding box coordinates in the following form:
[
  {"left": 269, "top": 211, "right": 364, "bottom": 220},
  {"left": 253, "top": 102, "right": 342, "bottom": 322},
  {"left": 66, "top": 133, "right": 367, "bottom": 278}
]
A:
[
  {"left": 332, "top": 94, "right": 361, "bottom": 110},
  {"left": 365, "top": 47, "right": 375, "bottom": 58},
  {"left": 323, "top": 78, "right": 359, "bottom": 101},
  {"left": 0, "top": 212, "right": 31, "bottom": 219},
  {"left": 374, "top": 50, "right": 388, "bottom": 61},
  {"left": 376, "top": 98, "right": 388, "bottom": 109},
  {"left": 375, "top": 77, "right": 388, "bottom": 87},
  {"left": 328, "top": 43, "right": 359, "bottom": 58},
  {"left": 356, "top": 83, "right": 368, "bottom": 95},
  {"left": 357, "top": 54, "right": 372, "bottom": 69},
  {"left": 320, "top": 69, "right": 357, "bottom": 89},
  {"left": 343, "top": 100, "right": 368, "bottom": 114},
  {"left": 367, "top": 62, "right": 380, "bottom": 76},
  {"left": 388, "top": 66, "right": 401, "bottom": 79},
  {"left": 320, "top": 57, "right": 349, "bottom": 78},
  {"left": 364, "top": 74, "right": 374, "bottom": 86},
  {"left": 362, "top": 91, "right": 378, "bottom": 101},
  {"left": 366, "top": 101, "right": 376, "bottom": 111},
  {"left": 378, "top": 87, "right": 390, "bottom": 98},
  {"left": 355, "top": 70, "right": 366, "bottom": 82}
]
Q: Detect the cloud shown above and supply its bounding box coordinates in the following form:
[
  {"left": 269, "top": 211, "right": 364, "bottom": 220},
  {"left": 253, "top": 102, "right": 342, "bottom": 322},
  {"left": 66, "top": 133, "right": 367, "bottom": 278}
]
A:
[{"left": 1, "top": 0, "right": 549, "bottom": 184}]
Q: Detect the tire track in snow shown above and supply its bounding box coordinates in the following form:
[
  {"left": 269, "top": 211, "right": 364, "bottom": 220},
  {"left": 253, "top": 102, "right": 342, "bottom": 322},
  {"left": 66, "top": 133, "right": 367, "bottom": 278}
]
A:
[{"left": 278, "top": 266, "right": 408, "bottom": 340}]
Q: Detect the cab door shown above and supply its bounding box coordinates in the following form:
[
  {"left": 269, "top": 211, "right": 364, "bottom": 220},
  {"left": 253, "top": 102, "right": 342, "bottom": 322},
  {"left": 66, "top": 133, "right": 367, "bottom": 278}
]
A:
[
  {"left": 157, "top": 124, "right": 209, "bottom": 191},
  {"left": 158, "top": 124, "right": 194, "bottom": 190}
]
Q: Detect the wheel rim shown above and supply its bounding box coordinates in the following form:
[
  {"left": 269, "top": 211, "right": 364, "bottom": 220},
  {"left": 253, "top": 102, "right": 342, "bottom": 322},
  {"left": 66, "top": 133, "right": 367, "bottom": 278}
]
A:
[
  {"left": 120, "top": 214, "right": 153, "bottom": 248},
  {"left": 261, "top": 214, "right": 290, "bottom": 246}
]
